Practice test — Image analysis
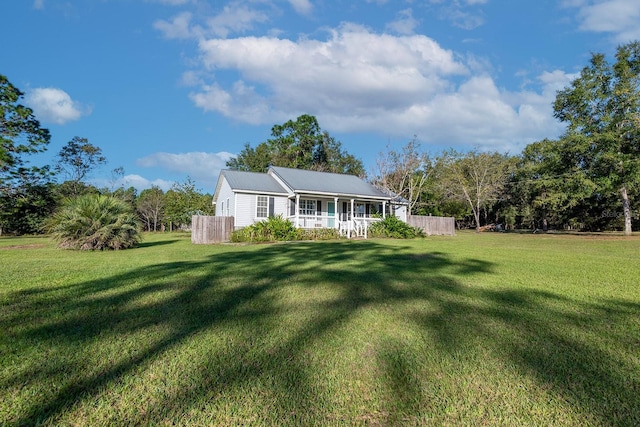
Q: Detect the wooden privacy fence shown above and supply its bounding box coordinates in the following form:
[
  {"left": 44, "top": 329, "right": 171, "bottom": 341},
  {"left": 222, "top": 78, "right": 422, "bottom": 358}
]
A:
[
  {"left": 407, "top": 215, "right": 456, "bottom": 236},
  {"left": 191, "top": 216, "right": 234, "bottom": 244}
]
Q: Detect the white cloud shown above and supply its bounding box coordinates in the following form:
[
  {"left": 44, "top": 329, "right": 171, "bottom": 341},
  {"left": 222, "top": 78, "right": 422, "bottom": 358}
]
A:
[
  {"left": 91, "top": 175, "right": 176, "bottom": 192},
  {"left": 429, "top": 0, "right": 487, "bottom": 30},
  {"left": 386, "top": 8, "right": 419, "bottom": 35},
  {"left": 154, "top": 3, "right": 270, "bottom": 40},
  {"left": 137, "top": 151, "right": 235, "bottom": 189},
  {"left": 190, "top": 82, "right": 270, "bottom": 124},
  {"left": 180, "top": 70, "right": 204, "bottom": 86},
  {"left": 206, "top": 4, "right": 269, "bottom": 38},
  {"left": 154, "top": 11, "right": 196, "bottom": 39},
  {"left": 122, "top": 175, "right": 175, "bottom": 192},
  {"left": 184, "top": 23, "right": 574, "bottom": 152},
  {"left": 33, "top": 0, "right": 44, "bottom": 10},
  {"left": 24, "top": 87, "right": 89, "bottom": 125},
  {"left": 194, "top": 24, "right": 467, "bottom": 120},
  {"left": 288, "top": 0, "right": 313, "bottom": 15},
  {"left": 569, "top": 0, "right": 640, "bottom": 42}
]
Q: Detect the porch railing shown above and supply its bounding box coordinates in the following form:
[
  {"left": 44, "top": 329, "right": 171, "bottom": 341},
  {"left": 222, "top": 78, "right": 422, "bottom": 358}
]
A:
[{"left": 289, "top": 215, "right": 381, "bottom": 237}]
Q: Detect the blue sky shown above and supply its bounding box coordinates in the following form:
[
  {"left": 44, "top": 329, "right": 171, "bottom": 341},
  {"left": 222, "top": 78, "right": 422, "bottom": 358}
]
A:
[{"left": 3, "top": 0, "right": 639, "bottom": 193}]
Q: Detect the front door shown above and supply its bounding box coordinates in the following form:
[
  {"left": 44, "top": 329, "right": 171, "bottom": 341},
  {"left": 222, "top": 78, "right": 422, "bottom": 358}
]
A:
[{"left": 328, "top": 201, "right": 335, "bottom": 227}]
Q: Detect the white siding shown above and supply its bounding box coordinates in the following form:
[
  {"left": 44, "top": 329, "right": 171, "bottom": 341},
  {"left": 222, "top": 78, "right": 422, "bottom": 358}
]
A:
[
  {"left": 215, "top": 179, "right": 235, "bottom": 218},
  {"left": 274, "top": 196, "right": 289, "bottom": 218},
  {"left": 234, "top": 193, "right": 290, "bottom": 228},
  {"left": 234, "top": 193, "right": 255, "bottom": 228}
]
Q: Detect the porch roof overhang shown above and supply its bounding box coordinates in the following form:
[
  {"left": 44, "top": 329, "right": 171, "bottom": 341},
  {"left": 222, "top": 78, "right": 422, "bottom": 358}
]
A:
[{"left": 288, "top": 190, "right": 393, "bottom": 202}]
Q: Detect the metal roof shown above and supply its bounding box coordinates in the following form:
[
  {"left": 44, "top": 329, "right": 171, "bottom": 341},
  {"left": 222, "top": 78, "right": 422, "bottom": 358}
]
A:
[
  {"left": 269, "top": 166, "right": 390, "bottom": 200},
  {"left": 220, "top": 170, "right": 289, "bottom": 194}
]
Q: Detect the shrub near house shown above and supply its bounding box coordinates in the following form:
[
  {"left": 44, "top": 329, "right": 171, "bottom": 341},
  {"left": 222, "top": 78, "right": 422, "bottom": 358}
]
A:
[
  {"left": 231, "top": 215, "right": 340, "bottom": 243},
  {"left": 368, "top": 215, "right": 424, "bottom": 238}
]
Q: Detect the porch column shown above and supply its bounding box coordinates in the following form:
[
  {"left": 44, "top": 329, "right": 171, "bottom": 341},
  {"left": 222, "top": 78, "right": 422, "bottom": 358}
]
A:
[
  {"left": 382, "top": 201, "right": 386, "bottom": 219},
  {"left": 350, "top": 198, "right": 355, "bottom": 238},
  {"left": 295, "top": 194, "right": 300, "bottom": 228},
  {"left": 334, "top": 197, "right": 339, "bottom": 230}
]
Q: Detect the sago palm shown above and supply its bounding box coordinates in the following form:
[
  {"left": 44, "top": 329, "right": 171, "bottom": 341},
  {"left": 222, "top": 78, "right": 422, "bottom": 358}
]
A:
[{"left": 48, "top": 194, "right": 141, "bottom": 250}]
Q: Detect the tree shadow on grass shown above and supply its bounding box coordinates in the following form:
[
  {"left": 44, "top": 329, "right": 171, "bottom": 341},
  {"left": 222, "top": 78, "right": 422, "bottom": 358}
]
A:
[
  {"left": 1, "top": 240, "right": 638, "bottom": 425},
  {"left": 135, "top": 239, "right": 181, "bottom": 248}
]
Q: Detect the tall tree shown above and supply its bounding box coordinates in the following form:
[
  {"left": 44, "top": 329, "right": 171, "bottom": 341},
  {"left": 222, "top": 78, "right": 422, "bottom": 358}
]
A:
[
  {"left": 0, "top": 74, "right": 51, "bottom": 191},
  {"left": 512, "top": 139, "right": 598, "bottom": 231},
  {"left": 226, "top": 115, "right": 364, "bottom": 176},
  {"left": 164, "top": 178, "right": 214, "bottom": 230},
  {"left": 371, "top": 138, "right": 431, "bottom": 214},
  {"left": 553, "top": 41, "right": 640, "bottom": 235},
  {"left": 268, "top": 114, "right": 321, "bottom": 169},
  {"left": 55, "top": 136, "right": 107, "bottom": 196},
  {"left": 436, "top": 149, "right": 515, "bottom": 232},
  {"left": 137, "top": 186, "right": 165, "bottom": 232},
  {"left": 0, "top": 74, "right": 52, "bottom": 235}
]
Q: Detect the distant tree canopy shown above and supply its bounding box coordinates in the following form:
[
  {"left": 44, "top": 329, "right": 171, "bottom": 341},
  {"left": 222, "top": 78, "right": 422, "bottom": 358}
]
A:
[{"left": 226, "top": 115, "right": 365, "bottom": 176}]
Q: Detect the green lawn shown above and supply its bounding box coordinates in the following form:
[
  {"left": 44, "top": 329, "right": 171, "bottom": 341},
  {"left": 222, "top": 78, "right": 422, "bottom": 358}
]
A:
[{"left": 1, "top": 232, "right": 639, "bottom": 426}]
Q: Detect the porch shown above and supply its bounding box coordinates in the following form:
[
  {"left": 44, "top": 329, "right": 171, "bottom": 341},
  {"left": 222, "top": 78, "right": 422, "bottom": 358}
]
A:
[
  {"left": 289, "top": 214, "right": 381, "bottom": 238},
  {"left": 287, "top": 194, "right": 401, "bottom": 239}
]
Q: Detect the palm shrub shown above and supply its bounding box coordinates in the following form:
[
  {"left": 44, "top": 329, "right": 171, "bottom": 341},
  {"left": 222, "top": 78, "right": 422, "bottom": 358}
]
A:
[
  {"left": 368, "top": 215, "right": 424, "bottom": 238},
  {"left": 47, "top": 194, "right": 142, "bottom": 250}
]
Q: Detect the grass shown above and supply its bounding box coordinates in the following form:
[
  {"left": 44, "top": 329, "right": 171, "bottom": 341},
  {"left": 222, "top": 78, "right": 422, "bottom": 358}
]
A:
[{"left": 1, "top": 231, "right": 639, "bottom": 426}]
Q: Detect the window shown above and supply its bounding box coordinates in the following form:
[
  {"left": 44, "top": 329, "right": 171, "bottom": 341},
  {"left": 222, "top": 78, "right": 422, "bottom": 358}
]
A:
[
  {"left": 256, "top": 195, "right": 268, "bottom": 218},
  {"left": 299, "top": 199, "right": 316, "bottom": 216},
  {"left": 355, "top": 203, "right": 366, "bottom": 218},
  {"left": 226, "top": 198, "right": 230, "bottom": 216}
]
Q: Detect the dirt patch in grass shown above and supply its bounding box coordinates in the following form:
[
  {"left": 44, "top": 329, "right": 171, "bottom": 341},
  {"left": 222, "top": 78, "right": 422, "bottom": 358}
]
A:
[{"left": 0, "top": 244, "right": 46, "bottom": 250}]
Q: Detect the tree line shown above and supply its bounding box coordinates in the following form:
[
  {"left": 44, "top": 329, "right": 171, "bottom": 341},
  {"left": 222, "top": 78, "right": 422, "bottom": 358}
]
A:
[{"left": 2, "top": 41, "right": 638, "bottom": 236}]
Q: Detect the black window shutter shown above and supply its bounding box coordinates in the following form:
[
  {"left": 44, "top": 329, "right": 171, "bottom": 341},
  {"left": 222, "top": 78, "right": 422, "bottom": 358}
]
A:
[
  {"left": 290, "top": 199, "right": 295, "bottom": 216},
  {"left": 269, "top": 197, "right": 275, "bottom": 217},
  {"left": 365, "top": 204, "right": 370, "bottom": 216},
  {"left": 317, "top": 200, "right": 322, "bottom": 216}
]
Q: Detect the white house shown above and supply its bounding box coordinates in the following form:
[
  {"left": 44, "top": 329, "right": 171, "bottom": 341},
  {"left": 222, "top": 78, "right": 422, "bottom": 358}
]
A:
[{"left": 212, "top": 166, "right": 408, "bottom": 237}]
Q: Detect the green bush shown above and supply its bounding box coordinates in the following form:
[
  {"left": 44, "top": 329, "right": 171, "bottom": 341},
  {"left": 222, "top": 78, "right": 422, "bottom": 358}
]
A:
[
  {"left": 231, "top": 216, "right": 341, "bottom": 243},
  {"left": 368, "top": 215, "right": 424, "bottom": 239},
  {"left": 231, "top": 215, "right": 297, "bottom": 242},
  {"left": 47, "top": 194, "right": 142, "bottom": 250}
]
